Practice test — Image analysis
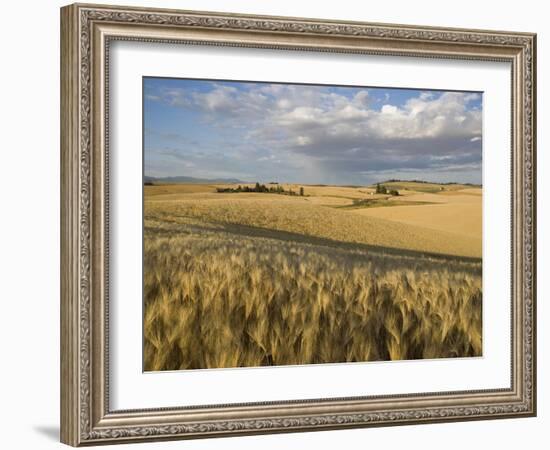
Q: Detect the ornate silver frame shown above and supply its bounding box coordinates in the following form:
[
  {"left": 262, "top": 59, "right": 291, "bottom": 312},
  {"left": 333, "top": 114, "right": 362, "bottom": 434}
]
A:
[{"left": 60, "top": 3, "right": 536, "bottom": 446}]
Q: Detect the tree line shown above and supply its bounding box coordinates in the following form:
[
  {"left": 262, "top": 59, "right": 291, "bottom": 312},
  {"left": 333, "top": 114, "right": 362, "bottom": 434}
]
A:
[
  {"left": 216, "top": 183, "right": 305, "bottom": 196},
  {"left": 375, "top": 183, "right": 400, "bottom": 196}
]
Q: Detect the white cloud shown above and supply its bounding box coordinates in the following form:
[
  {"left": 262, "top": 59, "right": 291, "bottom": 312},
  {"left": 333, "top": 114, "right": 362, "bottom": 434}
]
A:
[
  {"left": 147, "top": 82, "right": 482, "bottom": 183},
  {"left": 352, "top": 90, "right": 369, "bottom": 107},
  {"left": 296, "top": 136, "right": 313, "bottom": 146},
  {"left": 381, "top": 104, "right": 399, "bottom": 115}
]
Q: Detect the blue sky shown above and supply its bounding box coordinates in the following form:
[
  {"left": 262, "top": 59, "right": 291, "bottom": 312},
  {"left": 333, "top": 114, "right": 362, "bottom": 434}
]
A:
[{"left": 144, "top": 77, "right": 482, "bottom": 185}]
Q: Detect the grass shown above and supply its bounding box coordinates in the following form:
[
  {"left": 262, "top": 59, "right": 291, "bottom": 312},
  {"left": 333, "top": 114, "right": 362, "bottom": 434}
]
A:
[
  {"left": 145, "top": 196, "right": 481, "bottom": 258},
  {"left": 144, "top": 220, "right": 481, "bottom": 370},
  {"left": 356, "top": 192, "right": 482, "bottom": 240},
  {"left": 337, "top": 198, "right": 436, "bottom": 210},
  {"left": 373, "top": 181, "right": 479, "bottom": 194},
  {"left": 143, "top": 189, "right": 483, "bottom": 371}
]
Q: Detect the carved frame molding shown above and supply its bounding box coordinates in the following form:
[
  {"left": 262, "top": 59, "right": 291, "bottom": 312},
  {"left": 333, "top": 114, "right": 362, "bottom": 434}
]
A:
[{"left": 61, "top": 3, "right": 536, "bottom": 446}]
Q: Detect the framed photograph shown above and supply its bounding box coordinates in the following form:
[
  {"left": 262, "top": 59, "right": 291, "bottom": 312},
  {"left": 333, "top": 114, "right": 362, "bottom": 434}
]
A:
[{"left": 60, "top": 3, "right": 536, "bottom": 446}]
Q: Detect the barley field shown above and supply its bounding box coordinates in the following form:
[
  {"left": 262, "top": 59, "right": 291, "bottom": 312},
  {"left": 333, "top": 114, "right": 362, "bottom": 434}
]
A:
[{"left": 143, "top": 182, "right": 482, "bottom": 371}]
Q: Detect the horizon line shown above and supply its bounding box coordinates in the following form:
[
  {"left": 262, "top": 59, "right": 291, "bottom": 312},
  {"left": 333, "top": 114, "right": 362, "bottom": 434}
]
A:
[{"left": 144, "top": 174, "right": 482, "bottom": 187}]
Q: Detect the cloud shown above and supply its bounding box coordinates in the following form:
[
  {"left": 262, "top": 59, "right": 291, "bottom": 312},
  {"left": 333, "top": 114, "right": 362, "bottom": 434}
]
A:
[{"left": 145, "top": 81, "right": 482, "bottom": 183}]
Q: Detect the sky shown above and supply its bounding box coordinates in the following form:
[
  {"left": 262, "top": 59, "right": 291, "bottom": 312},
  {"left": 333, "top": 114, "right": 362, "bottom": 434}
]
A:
[{"left": 144, "top": 77, "right": 482, "bottom": 185}]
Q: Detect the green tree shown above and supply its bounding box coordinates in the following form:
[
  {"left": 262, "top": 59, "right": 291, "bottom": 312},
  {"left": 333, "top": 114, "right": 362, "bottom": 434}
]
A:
[{"left": 300, "top": 186, "right": 304, "bottom": 196}]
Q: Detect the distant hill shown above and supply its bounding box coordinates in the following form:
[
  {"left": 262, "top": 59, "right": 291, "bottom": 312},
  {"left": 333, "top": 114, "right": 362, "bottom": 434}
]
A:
[
  {"left": 378, "top": 179, "right": 482, "bottom": 187},
  {"left": 144, "top": 175, "right": 247, "bottom": 185},
  {"left": 371, "top": 180, "right": 482, "bottom": 194}
]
